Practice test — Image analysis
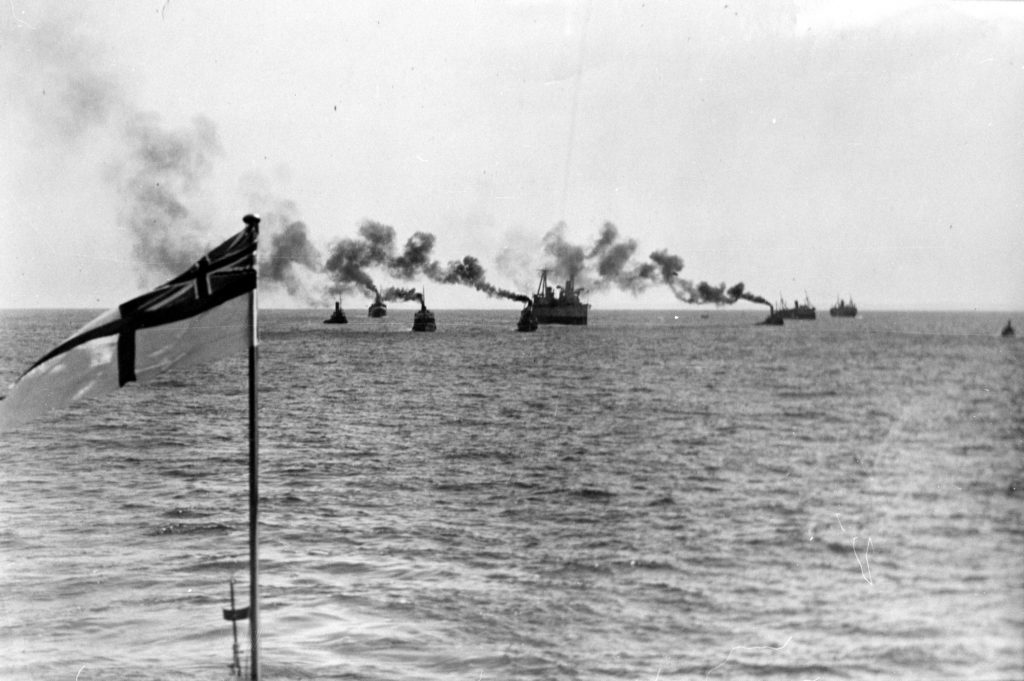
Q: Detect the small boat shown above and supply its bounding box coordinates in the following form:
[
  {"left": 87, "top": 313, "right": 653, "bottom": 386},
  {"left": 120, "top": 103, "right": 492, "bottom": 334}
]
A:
[
  {"left": 412, "top": 293, "right": 436, "bottom": 332},
  {"left": 323, "top": 301, "right": 348, "bottom": 324},
  {"left": 1002, "top": 320, "right": 1015, "bottom": 337},
  {"left": 829, "top": 297, "right": 857, "bottom": 318},
  {"left": 368, "top": 292, "right": 387, "bottom": 318},
  {"left": 759, "top": 304, "right": 784, "bottom": 326},
  {"left": 517, "top": 303, "right": 538, "bottom": 332}
]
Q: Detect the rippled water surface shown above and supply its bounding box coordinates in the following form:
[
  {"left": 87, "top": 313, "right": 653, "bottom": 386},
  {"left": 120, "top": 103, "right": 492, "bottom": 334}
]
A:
[{"left": 1, "top": 308, "right": 1022, "bottom": 680}]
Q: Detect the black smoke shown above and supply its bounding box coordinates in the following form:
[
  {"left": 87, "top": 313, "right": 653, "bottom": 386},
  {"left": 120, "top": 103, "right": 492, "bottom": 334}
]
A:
[
  {"left": 262, "top": 219, "right": 322, "bottom": 301},
  {"left": 322, "top": 220, "right": 398, "bottom": 296}
]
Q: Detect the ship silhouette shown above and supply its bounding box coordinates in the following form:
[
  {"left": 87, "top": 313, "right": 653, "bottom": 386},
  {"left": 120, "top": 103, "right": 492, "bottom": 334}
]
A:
[{"left": 532, "top": 270, "right": 589, "bottom": 325}]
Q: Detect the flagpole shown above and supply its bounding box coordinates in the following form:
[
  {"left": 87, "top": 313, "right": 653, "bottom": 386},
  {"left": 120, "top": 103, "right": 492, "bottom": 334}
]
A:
[{"left": 245, "top": 214, "right": 261, "bottom": 681}]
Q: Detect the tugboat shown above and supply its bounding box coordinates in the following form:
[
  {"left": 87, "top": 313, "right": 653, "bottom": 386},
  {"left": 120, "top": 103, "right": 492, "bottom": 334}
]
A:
[
  {"left": 1002, "top": 320, "right": 1015, "bottom": 337},
  {"left": 829, "top": 297, "right": 858, "bottom": 318},
  {"left": 759, "top": 303, "right": 784, "bottom": 326},
  {"left": 532, "top": 269, "right": 589, "bottom": 325},
  {"left": 323, "top": 301, "right": 348, "bottom": 324},
  {"left": 412, "top": 292, "right": 436, "bottom": 332},
  {"left": 516, "top": 302, "right": 538, "bottom": 332},
  {"left": 368, "top": 291, "right": 387, "bottom": 318},
  {"left": 776, "top": 294, "right": 816, "bottom": 320}
]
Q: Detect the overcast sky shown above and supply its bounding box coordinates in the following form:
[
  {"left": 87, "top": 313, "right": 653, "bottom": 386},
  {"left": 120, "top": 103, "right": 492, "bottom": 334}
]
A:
[{"left": 2, "top": 0, "right": 1022, "bottom": 311}]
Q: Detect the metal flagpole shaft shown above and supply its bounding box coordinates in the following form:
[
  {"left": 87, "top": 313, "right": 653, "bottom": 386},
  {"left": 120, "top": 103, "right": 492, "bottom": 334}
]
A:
[{"left": 246, "top": 215, "right": 261, "bottom": 681}]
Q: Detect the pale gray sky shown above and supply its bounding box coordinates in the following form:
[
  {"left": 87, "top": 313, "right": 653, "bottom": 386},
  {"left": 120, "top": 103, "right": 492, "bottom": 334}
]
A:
[{"left": 2, "top": 0, "right": 1023, "bottom": 310}]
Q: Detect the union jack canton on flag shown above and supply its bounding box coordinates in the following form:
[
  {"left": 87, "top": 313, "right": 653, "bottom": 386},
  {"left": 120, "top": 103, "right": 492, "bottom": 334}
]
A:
[{"left": 0, "top": 215, "right": 259, "bottom": 431}]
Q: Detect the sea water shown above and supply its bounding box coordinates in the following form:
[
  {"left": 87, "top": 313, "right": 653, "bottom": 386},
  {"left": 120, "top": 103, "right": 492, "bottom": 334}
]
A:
[{"left": 0, "top": 308, "right": 1021, "bottom": 680}]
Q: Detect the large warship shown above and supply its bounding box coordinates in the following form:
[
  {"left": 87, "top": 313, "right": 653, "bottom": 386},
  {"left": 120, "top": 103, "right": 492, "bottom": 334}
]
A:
[
  {"left": 323, "top": 301, "right": 348, "bottom": 324},
  {"left": 368, "top": 292, "right": 387, "bottom": 318},
  {"left": 532, "top": 270, "right": 589, "bottom": 325},
  {"left": 829, "top": 297, "right": 857, "bottom": 318}
]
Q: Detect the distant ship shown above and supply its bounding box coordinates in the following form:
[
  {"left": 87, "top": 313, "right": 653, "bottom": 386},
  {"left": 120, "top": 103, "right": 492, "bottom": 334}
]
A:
[
  {"left": 323, "top": 301, "right": 348, "bottom": 324},
  {"left": 532, "top": 270, "right": 589, "bottom": 325},
  {"left": 829, "top": 297, "right": 858, "bottom": 318},
  {"left": 517, "top": 302, "right": 538, "bottom": 332},
  {"left": 1002, "top": 320, "right": 1015, "bottom": 337},
  {"left": 412, "top": 293, "right": 436, "bottom": 332},
  {"left": 368, "top": 292, "right": 387, "bottom": 318},
  {"left": 776, "top": 295, "right": 816, "bottom": 320},
  {"left": 760, "top": 303, "right": 784, "bottom": 326}
]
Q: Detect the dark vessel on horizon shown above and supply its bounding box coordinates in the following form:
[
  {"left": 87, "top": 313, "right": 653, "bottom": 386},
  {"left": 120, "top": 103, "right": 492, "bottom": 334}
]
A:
[
  {"left": 323, "top": 301, "right": 348, "bottom": 324},
  {"left": 412, "top": 292, "right": 436, "bottom": 332},
  {"left": 776, "top": 295, "right": 816, "bottom": 320},
  {"left": 1002, "top": 320, "right": 1015, "bottom": 338},
  {"left": 829, "top": 297, "right": 858, "bottom": 318},
  {"left": 532, "top": 270, "right": 589, "bottom": 325},
  {"left": 517, "top": 302, "right": 538, "bottom": 332},
  {"left": 760, "top": 303, "right": 784, "bottom": 326},
  {"left": 368, "top": 292, "right": 387, "bottom": 318}
]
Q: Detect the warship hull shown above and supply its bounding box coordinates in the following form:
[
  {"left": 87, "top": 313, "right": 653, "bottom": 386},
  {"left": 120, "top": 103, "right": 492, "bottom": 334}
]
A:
[{"left": 533, "top": 306, "right": 588, "bottom": 325}]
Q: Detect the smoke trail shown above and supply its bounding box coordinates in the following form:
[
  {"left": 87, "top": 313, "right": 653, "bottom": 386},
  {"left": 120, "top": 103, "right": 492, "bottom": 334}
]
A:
[
  {"left": 726, "top": 282, "right": 772, "bottom": 308},
  {"left": 587, "top": 225, "right": 665, "bottom": 294},
  {"left": 322, "top": 220, "right": 397, "bottom": 296},
  {"left": 3, "top": 15, "right": 123, "bottom": 145},
  {"left": 390, "top": 232, "right": 440, "bottom": 280},
  {"left": 262, "top": 219, "right": 322, "bottom": 301},
  {"left": 113, "top": 112, "right": 222, "bottom": 279},
  {"left": 587, "top": 222, "right": 619, "bottom": 258},
  {"left": 417, "top": 255, "right": 530, "bottom": 304},
  {"left": 5, "top": 13, "right": 236, "bottom": 288},
  {"left": 650, "top": 249, "right": 683, "bottom": 282},
  {"left": 381, "top": 286, "right": 420, "bottom": 302},
  {"left": 542, "top": 222, "right": 586, "bottom": 279}
]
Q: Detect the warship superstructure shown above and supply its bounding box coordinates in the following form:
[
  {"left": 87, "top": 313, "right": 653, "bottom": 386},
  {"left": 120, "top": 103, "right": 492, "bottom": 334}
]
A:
[{"left": 532, "top": 270, "right": 589, "bottom": 325}]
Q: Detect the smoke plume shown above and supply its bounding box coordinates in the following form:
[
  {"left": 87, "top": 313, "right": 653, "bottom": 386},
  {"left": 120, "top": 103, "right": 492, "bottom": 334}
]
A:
[
  {"left": 322, "top": 220, "right": 398, "bottom": 296},
  {"left": 535, "top": 223, "right": 772, "bottom": 309},
  {"left": 113, "top": 112, "right": 223, "bottom": 279},
  {"left": 427, "top": 256, "right": 531, "bottom": 303},
  {"left": 390, "top": 232, "right": 439, "bottom": 280},
  {"left": 542, "top": 222, "right": 587, "bottom": 279},
  {"left": 5, "top": 13, "right": 236, "bottom": 287},
  {"left": 381, "top": 286, "right": 421, "bottom": 302},
  {"left": 262, "top": 219, "right": 322, "bottom": 301}
]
